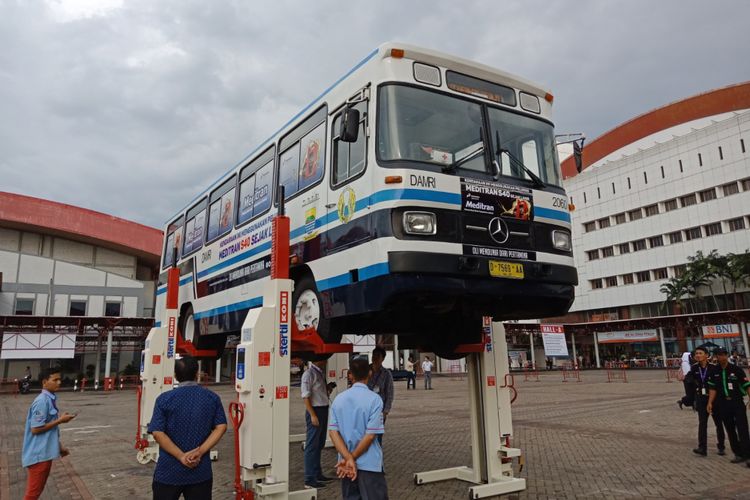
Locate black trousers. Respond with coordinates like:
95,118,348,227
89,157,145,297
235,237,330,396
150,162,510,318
696,395,724,451
153,478,212,500
680,379,695,407
341,470,389,500
718,399,750,458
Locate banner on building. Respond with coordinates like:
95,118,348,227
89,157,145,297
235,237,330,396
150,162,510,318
541,324,569,356
1,332,76,359
597,330,658,344
702,324,740,339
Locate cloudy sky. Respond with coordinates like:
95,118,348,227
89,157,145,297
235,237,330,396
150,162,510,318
1,0,749,228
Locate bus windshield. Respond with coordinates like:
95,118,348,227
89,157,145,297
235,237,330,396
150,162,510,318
377,84,561,186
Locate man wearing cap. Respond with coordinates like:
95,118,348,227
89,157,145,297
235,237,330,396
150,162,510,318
707,347,750,465
690,346,725,456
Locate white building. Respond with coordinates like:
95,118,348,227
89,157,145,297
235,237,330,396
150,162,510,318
557,82,750,360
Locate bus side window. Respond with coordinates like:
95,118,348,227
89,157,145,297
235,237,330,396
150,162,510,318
277,105,328,201
206,176,236,242
162,217,184,268
332,101,367,186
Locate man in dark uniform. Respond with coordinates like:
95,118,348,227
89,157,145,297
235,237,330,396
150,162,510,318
690,346,725,456
707,348,750,465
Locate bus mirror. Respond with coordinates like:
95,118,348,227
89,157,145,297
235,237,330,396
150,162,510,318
340,107,360,143
573,139,584,173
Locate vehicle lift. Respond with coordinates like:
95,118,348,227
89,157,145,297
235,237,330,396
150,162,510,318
136,188,525,498
414,318,526,498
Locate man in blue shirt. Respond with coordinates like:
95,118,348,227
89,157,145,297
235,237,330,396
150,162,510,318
22,367,76,500
329,356,389,500
148,356,227,499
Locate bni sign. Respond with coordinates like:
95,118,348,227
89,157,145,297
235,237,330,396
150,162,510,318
702,324,740,339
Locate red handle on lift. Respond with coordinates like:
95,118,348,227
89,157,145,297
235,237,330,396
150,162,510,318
134,385,148,450
229,401,253,500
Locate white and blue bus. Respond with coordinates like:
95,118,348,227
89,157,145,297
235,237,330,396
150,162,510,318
156,43,577,359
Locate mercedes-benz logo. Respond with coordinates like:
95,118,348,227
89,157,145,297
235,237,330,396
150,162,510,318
488,217,509,244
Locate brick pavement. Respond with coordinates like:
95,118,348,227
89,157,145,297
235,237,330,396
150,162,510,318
2,370,750,499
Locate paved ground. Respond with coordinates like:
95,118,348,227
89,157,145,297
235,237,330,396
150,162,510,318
2,369,749,500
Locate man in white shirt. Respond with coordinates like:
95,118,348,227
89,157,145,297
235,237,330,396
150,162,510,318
422,357,434,390
301,360,332,488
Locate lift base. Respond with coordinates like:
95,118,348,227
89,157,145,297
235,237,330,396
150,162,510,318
414,467,525,498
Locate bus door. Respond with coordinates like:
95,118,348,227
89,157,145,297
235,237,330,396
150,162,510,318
325,97,370,256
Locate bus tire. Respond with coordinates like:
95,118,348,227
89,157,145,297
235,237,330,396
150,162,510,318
292,274,336,343
178,305,225,360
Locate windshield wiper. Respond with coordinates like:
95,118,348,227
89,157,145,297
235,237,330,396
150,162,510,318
443,127,485,174
494,130,546,188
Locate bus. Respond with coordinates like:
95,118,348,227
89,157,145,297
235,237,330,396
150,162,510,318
155,43,578,359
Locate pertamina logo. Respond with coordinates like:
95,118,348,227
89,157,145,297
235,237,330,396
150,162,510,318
279,291,289,356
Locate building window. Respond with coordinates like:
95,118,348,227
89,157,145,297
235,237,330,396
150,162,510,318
719,146,723,160
15,298,34,315
587,249,600,261
598,217,611,229
704,222,722,236
723,182,739,196
668,231,683,244
606,276,618,287
644,204,659,217
698,153,703,166
597,187,601,199
628,209,643,221
679,159,683,172
742,138,746,154
622,273,634,285
743,179,750,191
649,235,664,248
69,300,87,317
728,218,746,231
664,199,678,212
602,246,615,258
584,221,596,233
699,188,717,202
660,165,665,178
673,264,687,278
105,302,122,317
614,213,626,224
583,192,587,203
653,268,669,280
632,239,647,252
685,227,702,240
636,271,651,283
627,177,631,189
680,194,697,207
643,171,648,184
611,182,616,194
590,279,603,290
618,243,631,254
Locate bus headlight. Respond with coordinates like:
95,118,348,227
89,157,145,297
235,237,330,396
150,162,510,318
551,230,571,251
403,211,436,235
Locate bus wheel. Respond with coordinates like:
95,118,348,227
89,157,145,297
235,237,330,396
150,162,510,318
292,275,333,342
180,306,197,343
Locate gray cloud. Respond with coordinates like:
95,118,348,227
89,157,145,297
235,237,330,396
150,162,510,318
1,0,748,228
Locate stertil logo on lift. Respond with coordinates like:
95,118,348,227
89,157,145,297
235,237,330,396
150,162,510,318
279,291,289,357
167,317,176,358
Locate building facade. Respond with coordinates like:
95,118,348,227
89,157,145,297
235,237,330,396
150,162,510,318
556,82,750,363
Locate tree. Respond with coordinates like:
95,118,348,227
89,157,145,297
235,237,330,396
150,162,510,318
686,250,720,311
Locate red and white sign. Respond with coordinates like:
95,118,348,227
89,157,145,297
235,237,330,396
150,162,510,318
258,352,271,366
275,386,289,399
703,324,740,339
164,376,173,385
597,330,658,344
540,324,564,334
540,324,568,356
487,376,496,387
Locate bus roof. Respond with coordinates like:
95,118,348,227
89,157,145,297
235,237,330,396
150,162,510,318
165,42,551,224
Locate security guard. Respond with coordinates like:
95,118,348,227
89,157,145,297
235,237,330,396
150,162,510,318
707,347,750,465
690,346,725,456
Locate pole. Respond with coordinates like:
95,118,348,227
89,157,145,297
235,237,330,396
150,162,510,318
94,333,102,385
394,334,400,369
529,332,536,368
659,327,668,367
571,332,577,368
593,332,601,368
741,322,750,361
104,329,114,379
215,358,221,383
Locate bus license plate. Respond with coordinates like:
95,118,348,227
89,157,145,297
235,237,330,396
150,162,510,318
489,260,524,279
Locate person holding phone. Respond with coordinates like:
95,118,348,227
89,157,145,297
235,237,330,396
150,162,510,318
22,367,76,500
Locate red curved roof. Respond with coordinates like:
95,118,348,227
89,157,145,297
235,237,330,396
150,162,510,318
0,192,162,266
562,81,750,179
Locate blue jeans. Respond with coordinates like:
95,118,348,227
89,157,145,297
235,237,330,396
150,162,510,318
304,406,329,483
